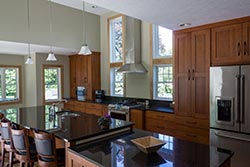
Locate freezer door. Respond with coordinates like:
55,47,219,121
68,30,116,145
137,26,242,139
210,129,250,167
241,65,250,133
210,66,240,131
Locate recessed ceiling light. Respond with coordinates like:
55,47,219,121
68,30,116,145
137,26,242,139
179,23,191,27
92,5,97,9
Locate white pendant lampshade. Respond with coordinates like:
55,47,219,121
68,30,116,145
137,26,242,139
79,44,92,55
46,52,57,61
25,56,33,64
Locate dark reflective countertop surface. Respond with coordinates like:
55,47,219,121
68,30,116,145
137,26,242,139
0,106,134,142
69,129,233,167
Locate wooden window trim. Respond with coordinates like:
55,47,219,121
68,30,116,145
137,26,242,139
42,64,64,105
0,65,22,105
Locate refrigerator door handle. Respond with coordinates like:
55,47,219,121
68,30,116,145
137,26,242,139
240,75,245,123
236,75,241,123
215,132,250,142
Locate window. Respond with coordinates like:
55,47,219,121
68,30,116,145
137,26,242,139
43,65,63,102
109,16,123,63
153,25,173,58
108,15,125,96
110,68,124,96
0,66,20,104
153,65,173,100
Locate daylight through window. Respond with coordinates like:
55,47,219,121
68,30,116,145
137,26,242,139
0,66,20,103
110,68,124,96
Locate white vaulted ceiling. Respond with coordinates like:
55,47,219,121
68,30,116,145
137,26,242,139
55,0,250,30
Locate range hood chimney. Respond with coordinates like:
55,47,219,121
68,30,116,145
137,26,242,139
117,16,147,73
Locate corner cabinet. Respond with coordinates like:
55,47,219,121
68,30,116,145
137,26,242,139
211,21,250,65
174,29,210,119
69,52,101,100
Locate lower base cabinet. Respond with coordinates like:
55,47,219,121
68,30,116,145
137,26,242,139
130,109,143,129
67,150,98,167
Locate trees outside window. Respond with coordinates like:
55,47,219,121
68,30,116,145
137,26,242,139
43,65,62,102
0,66,20,103
153,25,173,58
110,68,124,96
153,65,173,100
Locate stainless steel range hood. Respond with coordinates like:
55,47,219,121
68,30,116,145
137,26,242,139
117,16,147,74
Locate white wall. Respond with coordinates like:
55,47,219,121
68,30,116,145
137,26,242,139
0,0,100,51
100,12,151,98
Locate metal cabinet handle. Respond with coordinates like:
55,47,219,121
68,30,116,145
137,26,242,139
192,69,195,80
188,70,191,80
237,42,241,56
244,41,247,55
215,132,250,142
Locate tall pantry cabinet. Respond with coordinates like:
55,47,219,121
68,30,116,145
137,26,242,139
174,29,210,144
69,52,101,100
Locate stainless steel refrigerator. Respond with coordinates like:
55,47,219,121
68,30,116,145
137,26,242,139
210,65,250,167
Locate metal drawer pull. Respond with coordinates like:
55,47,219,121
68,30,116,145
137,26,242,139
244,41,247,55
238,42,241,56
215,132,250,142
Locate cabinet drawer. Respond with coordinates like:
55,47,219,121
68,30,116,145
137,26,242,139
146,110,175,122
67,151,98,167
64,104,74,111
175,115,209,129
66,100,75,106
86,103,102,110
74,101,86,112
174,124,209,145
145,118,175,136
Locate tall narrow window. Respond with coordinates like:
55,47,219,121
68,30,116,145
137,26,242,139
108,15,125,96
110,68,124,96
153,25,173,58
0,66,21,104
153,65,173,100
109,16,123,63
43,65,63,102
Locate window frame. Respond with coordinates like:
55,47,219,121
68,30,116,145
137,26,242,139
153,64,173,101
0,65,21,105
108,14,126,96
152,24,173,58
110,67,124,97
42,65,64,104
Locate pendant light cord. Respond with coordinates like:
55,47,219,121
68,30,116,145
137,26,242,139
49,0,53,53
27,0,31,57
82,0,86,45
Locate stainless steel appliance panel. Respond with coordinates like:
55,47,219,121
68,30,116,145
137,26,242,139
210,66,240,131
241,65,250,133
210,129,250,167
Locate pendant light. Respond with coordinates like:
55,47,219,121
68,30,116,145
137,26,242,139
78,0,92,55
25,0,33,64
46,0,57,61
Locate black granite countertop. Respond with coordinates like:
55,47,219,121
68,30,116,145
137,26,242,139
0,106,134,142
69,129,233,167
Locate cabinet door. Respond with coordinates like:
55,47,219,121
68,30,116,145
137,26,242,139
242,22,250,62
76,56,88,86
211,23,242,65
174,33,192,116
67,151,98,167
191,29,210,119
70,55,77,98
130,109,143,129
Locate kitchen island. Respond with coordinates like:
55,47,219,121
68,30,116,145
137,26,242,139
68,129,233,167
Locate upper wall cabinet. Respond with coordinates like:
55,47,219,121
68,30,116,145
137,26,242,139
211,21,250,66
69,52,101,100
174,29,210,119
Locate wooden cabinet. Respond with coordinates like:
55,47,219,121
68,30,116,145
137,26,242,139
64,101,75,111
145,110,175,136
174,29,210,120
69,52,101,100
74,101,86,113
130,109,143,129
67,150,98,167
85,102,102,116
212,21,250,65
